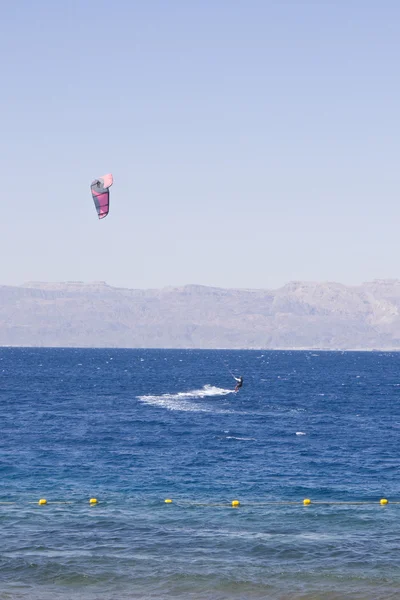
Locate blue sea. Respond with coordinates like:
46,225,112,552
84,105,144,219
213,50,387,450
1,348,400,599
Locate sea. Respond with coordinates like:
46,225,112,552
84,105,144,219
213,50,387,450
1,347,400,599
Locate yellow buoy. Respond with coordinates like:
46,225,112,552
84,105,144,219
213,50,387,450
89,498,98,504
164,498,172,503
303,498,311,505
231,500,240,507
380,498,388,505
38,498,47,505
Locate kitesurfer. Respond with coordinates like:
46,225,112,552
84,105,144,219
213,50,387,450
234,376,243,392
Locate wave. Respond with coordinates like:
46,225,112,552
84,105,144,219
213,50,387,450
225,436,257,441
137,385,234,412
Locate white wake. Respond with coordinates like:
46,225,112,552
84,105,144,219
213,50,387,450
137,384,234,412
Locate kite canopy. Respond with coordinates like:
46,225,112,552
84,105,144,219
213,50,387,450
91,173,113,219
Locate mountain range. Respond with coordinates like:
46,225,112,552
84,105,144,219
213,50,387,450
1,279,400,349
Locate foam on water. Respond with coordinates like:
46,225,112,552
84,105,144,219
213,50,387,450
225,436,257,441
137,384,234,412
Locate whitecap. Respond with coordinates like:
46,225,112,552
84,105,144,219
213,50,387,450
226,436,257,441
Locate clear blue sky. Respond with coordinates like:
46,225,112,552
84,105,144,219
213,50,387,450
1,0,400,290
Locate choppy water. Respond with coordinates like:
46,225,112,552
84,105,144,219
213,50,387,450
1,348,400,599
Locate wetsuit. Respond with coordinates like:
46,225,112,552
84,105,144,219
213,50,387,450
234,377,243,392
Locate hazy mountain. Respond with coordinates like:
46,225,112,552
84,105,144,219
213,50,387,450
1,279,400,349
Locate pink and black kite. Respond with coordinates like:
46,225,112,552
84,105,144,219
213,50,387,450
91,173,113,219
